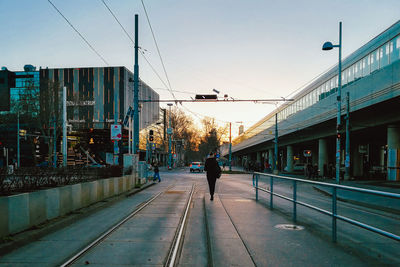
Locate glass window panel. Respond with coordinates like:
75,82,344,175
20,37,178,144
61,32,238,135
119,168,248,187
354,60,362,79
381,45,389,67
341,69,347,85
362,55,370,76
370,49,379,72
390,35,400,62
325,80,331,92
347,65,354,83
331,76,337,90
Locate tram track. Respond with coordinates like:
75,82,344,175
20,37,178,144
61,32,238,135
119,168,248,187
60,183,196,267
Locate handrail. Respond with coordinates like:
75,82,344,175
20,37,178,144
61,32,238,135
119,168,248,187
253,172,400,242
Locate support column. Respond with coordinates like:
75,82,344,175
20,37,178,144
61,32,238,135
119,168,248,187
286,145,293,172
387,125,400,181
256,152,261,163
268,149,273,166
318,138,328,177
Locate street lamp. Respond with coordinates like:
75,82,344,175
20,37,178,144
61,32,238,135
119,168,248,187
167,103,173,170
322,21,342,184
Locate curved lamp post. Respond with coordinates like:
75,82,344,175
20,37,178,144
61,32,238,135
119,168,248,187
322,22,342,184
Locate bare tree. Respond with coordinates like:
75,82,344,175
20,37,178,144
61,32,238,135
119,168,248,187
198,117,228,160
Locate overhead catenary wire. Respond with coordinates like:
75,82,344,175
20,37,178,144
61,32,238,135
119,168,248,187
47,0,109,66
141,0,175,100
100,0,171,93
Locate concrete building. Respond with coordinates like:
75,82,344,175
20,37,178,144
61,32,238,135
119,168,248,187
225,20,400,181
40,66,159,131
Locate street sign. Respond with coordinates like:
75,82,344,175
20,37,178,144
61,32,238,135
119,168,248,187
151,143,156,150
167,128,173,135
111,124,122,140
173,153,177,159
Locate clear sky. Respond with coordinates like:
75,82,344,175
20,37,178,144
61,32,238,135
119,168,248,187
1,0,399,138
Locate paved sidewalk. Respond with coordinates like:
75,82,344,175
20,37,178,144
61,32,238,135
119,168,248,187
204,194,370,266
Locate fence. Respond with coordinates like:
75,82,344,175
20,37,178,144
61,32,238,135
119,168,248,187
253,172,400,242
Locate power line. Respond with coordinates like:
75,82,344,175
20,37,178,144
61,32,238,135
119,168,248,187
100,0,171,94
100,0,135,44
141,0,176,100
47,0,109,66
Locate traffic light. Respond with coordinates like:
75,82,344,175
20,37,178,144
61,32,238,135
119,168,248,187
149,130,154,142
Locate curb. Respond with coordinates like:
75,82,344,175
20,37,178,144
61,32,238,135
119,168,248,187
312,186,400,215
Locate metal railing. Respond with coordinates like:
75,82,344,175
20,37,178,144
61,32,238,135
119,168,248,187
253,172,400,242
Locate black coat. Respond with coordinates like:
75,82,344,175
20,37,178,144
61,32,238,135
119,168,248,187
204,157,220,179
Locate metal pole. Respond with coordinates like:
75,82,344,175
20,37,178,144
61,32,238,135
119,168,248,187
53,117,57,168
133,14,140,154
293,180,297,223
332,187,337,242
128,117,131,154
336,21,342,184
344,92,350,179
168,106,172,169
17,111,20,168
229,122,232,171
6,148,8,172
62,86,67,167
255,174,258,201
270,177,274,209
274,113,278,173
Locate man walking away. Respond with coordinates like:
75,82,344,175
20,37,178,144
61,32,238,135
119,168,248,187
204,152,221,201
153,163,161,182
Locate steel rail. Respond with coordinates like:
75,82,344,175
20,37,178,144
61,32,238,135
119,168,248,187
166,184,195,267
60,185,174,267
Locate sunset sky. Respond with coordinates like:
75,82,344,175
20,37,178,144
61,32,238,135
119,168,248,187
1,0,399,138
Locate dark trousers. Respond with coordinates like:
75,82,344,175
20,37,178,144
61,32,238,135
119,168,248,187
207,176,217,197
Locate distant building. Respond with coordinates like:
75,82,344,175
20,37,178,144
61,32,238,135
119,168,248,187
40,66,159,131
0,64,40,114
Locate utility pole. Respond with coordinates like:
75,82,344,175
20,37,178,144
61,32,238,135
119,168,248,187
53,116,57,167
274,113,278,174
17,111,20,168
229,122,232,171
167,103,173,169
133,14,140,154
344,92,350,179
336,22,343,184
62,86,67,167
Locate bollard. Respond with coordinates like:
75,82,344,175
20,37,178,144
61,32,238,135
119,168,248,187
293,180,297,223
332,187,337,242
255,174,259,201
270,176,274,209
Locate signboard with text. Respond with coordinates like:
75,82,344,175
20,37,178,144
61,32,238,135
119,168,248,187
111,124,122,140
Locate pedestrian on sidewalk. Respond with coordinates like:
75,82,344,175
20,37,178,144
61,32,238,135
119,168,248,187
153,163,161,182
204,152,221,201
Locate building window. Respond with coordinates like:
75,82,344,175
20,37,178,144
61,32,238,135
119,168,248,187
347,65,354,83
370,49,379,73
381,44,389,67
362,55,370,77
390,35,400,62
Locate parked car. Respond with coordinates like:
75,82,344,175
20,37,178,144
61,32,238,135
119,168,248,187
190,162,204,172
